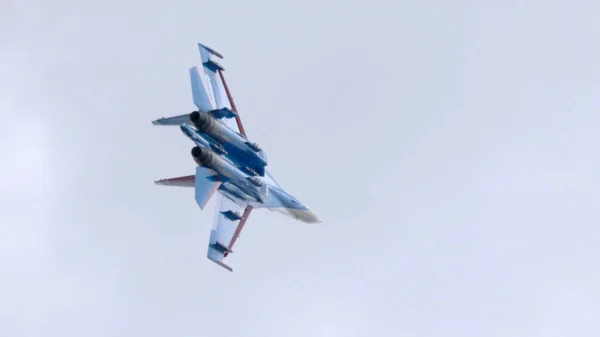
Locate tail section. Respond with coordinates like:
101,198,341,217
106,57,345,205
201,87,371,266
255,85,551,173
151,43,234,126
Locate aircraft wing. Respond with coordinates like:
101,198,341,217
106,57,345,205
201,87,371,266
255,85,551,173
154,171,252,271
197,43,255,271
206,194,252,272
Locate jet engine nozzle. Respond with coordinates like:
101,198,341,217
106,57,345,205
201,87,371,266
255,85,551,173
189,111,215,131
191,146,202,158
191,146,216,167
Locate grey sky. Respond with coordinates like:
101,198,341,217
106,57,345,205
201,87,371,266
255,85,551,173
1,0,599,336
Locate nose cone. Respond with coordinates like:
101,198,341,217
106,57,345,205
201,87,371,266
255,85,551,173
290,209,322,224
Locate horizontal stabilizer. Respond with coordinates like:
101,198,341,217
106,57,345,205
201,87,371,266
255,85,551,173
194,166,222,209
152,114,190,126
151,108,235,127
154,175,195,187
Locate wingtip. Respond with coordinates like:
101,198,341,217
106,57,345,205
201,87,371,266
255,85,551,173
198,42,224,59
209,258,233,272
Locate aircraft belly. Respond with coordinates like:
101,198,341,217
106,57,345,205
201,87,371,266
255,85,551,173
214,129,261,166
209,129,229,144
192,137,210,148
220,182,254,202
211,159,262,202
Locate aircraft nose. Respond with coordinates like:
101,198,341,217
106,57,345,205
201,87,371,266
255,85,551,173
293,209,322,224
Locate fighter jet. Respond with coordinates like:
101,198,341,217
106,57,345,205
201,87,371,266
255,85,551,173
153,43,320,272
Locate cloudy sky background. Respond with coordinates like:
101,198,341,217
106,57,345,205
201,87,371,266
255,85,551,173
1,0,599,336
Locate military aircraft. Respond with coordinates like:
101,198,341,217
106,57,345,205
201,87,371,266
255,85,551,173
152,43,320,271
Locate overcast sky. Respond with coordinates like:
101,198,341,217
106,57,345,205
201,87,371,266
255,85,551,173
1,0,599,336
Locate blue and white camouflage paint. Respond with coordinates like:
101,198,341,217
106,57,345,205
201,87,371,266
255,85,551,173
152,42,320,272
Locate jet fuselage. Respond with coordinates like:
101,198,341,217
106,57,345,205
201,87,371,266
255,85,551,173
187,113,267,175
190,145,320,223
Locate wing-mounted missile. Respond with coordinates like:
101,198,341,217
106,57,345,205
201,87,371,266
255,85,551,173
211,240,233,254
221,210,243,221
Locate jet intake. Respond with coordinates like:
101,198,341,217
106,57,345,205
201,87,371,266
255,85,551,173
191,146,216,167
189,111,216,132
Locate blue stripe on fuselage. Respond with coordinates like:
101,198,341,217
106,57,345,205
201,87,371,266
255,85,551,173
211,124,267,168
181,124,266,175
